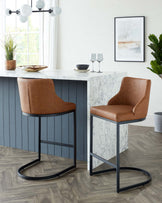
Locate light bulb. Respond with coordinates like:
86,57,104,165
19,15,28,23
20,4,32,17
36,0,45,10
54,7,62,15
50,7,61,16
6,9,11,16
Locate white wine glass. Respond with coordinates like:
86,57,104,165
97,53,103,73
90,53,96,72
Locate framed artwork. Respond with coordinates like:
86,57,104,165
114,16,145,62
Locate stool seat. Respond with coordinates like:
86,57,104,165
55,102,76,114
35,101,76,115
91,105,141,122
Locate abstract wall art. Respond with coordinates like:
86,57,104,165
114,16,145,62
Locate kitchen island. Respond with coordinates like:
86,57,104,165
0,69,127,168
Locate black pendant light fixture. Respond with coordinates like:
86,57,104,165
6,0,61,23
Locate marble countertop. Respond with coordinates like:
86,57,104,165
0,69,126,81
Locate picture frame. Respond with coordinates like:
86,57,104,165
114,16,145,62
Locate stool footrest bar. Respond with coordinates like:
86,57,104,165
90,152,117,169
41,140,74,148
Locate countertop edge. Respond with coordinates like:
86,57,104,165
0,70,127,81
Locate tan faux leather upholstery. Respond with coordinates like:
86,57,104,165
91,77,151,122
17,78,76,115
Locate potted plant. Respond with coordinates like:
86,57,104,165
147,34,162,132
4,35,17,70
147,34,162,77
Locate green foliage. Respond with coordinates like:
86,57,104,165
147,34,162,76
4,35,16,60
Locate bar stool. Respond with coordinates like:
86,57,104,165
90,77,152,193
17,78,76,180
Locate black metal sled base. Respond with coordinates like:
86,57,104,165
90,162,152,193
18,158,76,180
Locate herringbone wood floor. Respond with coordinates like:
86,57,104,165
0,125,162,203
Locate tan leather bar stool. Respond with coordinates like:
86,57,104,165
90,77,152,193
17,78,76,180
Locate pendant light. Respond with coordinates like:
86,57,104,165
6,0,61,23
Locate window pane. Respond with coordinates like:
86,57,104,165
28,33,39,53
28,54,39,65
15,33,28,53
16,0,28,8
16,54,39,66
6,0,16,10
5,0,41,66
28,12,40,31
6,16,17,32
16,54,28,66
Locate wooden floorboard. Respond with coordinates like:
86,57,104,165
0,125,162,203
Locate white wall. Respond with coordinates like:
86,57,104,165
57,0,162,118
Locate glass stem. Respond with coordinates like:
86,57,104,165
99,62,100,72
92,62,94,72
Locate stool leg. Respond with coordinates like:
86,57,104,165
17,111,77,180
90,115,93,175
88,115,151,192
38,116,41,161
74,110,77,167
116,123,120,193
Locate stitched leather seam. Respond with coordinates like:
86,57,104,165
27,83,32,114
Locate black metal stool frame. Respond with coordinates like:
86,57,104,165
18,110,76,181
90,114,152,193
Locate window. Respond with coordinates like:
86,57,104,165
0,0,58,70
5,0,42,66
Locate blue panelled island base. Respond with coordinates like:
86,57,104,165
0,77,87,161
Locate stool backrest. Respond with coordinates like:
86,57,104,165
119,77,150,106
17,78,63,115
108,77,151,117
